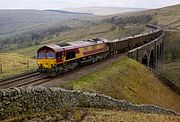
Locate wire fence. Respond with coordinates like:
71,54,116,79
0,60,36,75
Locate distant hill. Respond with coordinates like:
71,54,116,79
45,10,93,15
64,7,146,15
0,9,95,35
105,4,180,26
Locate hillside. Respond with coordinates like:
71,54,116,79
0,9,94,35
59,57,180,112
102,4,180,27
153,4,180,26
64,7,145,15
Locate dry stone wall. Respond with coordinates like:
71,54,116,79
0,86,178,120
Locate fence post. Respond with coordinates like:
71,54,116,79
14,61,16,69
27,60,30,69
0,64,2,74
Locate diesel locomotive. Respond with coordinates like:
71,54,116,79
37,38,109,76
36,27,163,76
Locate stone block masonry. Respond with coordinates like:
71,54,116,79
0,86,178,120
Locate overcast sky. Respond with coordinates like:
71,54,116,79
0,0,180,9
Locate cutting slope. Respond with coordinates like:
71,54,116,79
60,57,180,112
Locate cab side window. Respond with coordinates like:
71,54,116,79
66,51,75,60
56,52,62,58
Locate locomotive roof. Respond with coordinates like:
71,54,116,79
37,38,108,52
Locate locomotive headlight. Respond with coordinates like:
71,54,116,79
38,64,42,68
37,62,40,65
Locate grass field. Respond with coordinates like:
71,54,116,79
59,57,180,112
0,53,37,78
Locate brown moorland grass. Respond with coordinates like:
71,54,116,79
3,108,180,122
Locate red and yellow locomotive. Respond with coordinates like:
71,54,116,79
36,38,109,76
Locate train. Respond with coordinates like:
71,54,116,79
36,26,163,76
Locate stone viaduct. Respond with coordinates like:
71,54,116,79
128,29,164,68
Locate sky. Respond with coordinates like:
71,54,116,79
0,0,180,9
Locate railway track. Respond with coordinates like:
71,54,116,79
0,72,49,89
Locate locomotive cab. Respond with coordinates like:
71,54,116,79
37,45,64,70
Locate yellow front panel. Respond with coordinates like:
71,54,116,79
37,59,56,69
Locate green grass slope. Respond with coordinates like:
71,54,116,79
60,57,180,112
